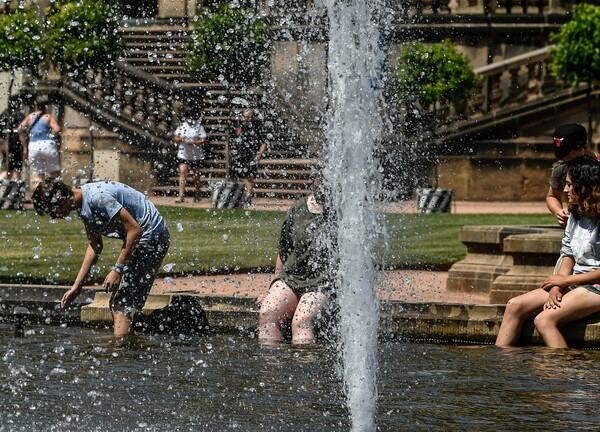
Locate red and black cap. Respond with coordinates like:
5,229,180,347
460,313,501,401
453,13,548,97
553,123,587,160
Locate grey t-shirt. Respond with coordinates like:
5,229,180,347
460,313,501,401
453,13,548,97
549,162,567,192
77,181,166,243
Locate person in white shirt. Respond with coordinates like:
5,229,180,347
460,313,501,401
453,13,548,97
173,108,207,203
496,156,600,348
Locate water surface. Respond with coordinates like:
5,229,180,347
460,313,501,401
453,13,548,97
2,325,600,431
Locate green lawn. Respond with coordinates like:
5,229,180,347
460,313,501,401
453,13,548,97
0,206,555,285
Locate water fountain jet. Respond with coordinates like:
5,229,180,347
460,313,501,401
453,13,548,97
320,1,386,430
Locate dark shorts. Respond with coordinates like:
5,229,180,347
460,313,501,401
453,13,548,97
7,142,23,172
110,230,170,311
271,277,335,299
179,158,204,169
575,284,600,296
228,157,257,180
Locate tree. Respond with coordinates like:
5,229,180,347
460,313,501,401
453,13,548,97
549,3,600,141
389,40,481,192
44,0,122,75
186,4,270,86
393,39,481,126
0,5,45,95
0,6,44,74
43,0,123,181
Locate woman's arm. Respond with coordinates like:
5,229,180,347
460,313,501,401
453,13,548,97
274,254,284,278
61,227,103,308
48,114,61,135
17,115,30,156
546,185,569,227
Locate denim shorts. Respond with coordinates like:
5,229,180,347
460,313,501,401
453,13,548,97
575,284,600,296
110,230,170,311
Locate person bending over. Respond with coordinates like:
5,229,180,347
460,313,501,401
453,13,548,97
32,178,170,337
496,156,600,348
258,179,337,344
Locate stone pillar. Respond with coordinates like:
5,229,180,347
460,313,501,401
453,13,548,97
490,229,563,304
446,225,553,295
158,0,198,18
92,137,155,193
61,106,155,192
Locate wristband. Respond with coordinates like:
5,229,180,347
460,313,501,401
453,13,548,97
111,262,126,275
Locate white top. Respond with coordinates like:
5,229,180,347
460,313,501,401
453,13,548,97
175,120,207,161
561,215,600,275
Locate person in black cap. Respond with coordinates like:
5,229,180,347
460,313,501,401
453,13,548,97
546,123,594,227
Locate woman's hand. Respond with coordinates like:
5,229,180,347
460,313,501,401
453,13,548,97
544,286,564,309
555,208,570,228
61,285,82,309
103,271,122,293
540,274,570,291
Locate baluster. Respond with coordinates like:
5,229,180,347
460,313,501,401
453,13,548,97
93,69,103,100
112,72,124,116
506,0,513,13
144,86,156,129
537,0,544,13
516,65,529,101
523,0,529,13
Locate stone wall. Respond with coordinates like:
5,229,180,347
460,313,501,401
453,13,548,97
60,106,154,192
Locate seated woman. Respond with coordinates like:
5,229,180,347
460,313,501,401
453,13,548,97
496,156,600,348
258,178,337,344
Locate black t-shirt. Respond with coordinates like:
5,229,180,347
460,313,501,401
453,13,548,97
230,120,264,163
275,197,337,296
0,109,23,152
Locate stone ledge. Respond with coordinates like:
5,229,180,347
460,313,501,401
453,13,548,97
3,285,600,347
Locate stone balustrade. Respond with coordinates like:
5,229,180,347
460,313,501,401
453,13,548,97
437,46,573,131
265,0,576,16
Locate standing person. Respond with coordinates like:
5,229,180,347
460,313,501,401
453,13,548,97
496,156,600,348
32,178,170,337
0,97,25,179
174,107,208,203
258,178,337,344
546,123,595,227
18,101,62,187
228,108,267,205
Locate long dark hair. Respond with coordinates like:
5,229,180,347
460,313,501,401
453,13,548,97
567,155,600,223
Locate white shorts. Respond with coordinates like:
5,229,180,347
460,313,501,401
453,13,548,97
28,140,60,175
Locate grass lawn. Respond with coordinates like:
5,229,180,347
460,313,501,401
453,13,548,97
0,206,555,285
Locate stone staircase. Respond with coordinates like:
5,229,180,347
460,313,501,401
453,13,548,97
121,26,192,84
119,25,318,199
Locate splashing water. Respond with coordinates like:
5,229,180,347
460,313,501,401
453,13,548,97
321,0,385,430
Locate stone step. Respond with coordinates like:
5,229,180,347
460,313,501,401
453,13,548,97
5,285,600,346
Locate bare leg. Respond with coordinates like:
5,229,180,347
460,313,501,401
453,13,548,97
31,174,44,189
291,292,329,344
191,166,202,201
178,163,189,201
534,287,600,348
112,306,133,337
258,281,299,343
495,288,549,347
240,177,254,203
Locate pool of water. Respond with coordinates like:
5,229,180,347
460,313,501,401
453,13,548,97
2,324,600,431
